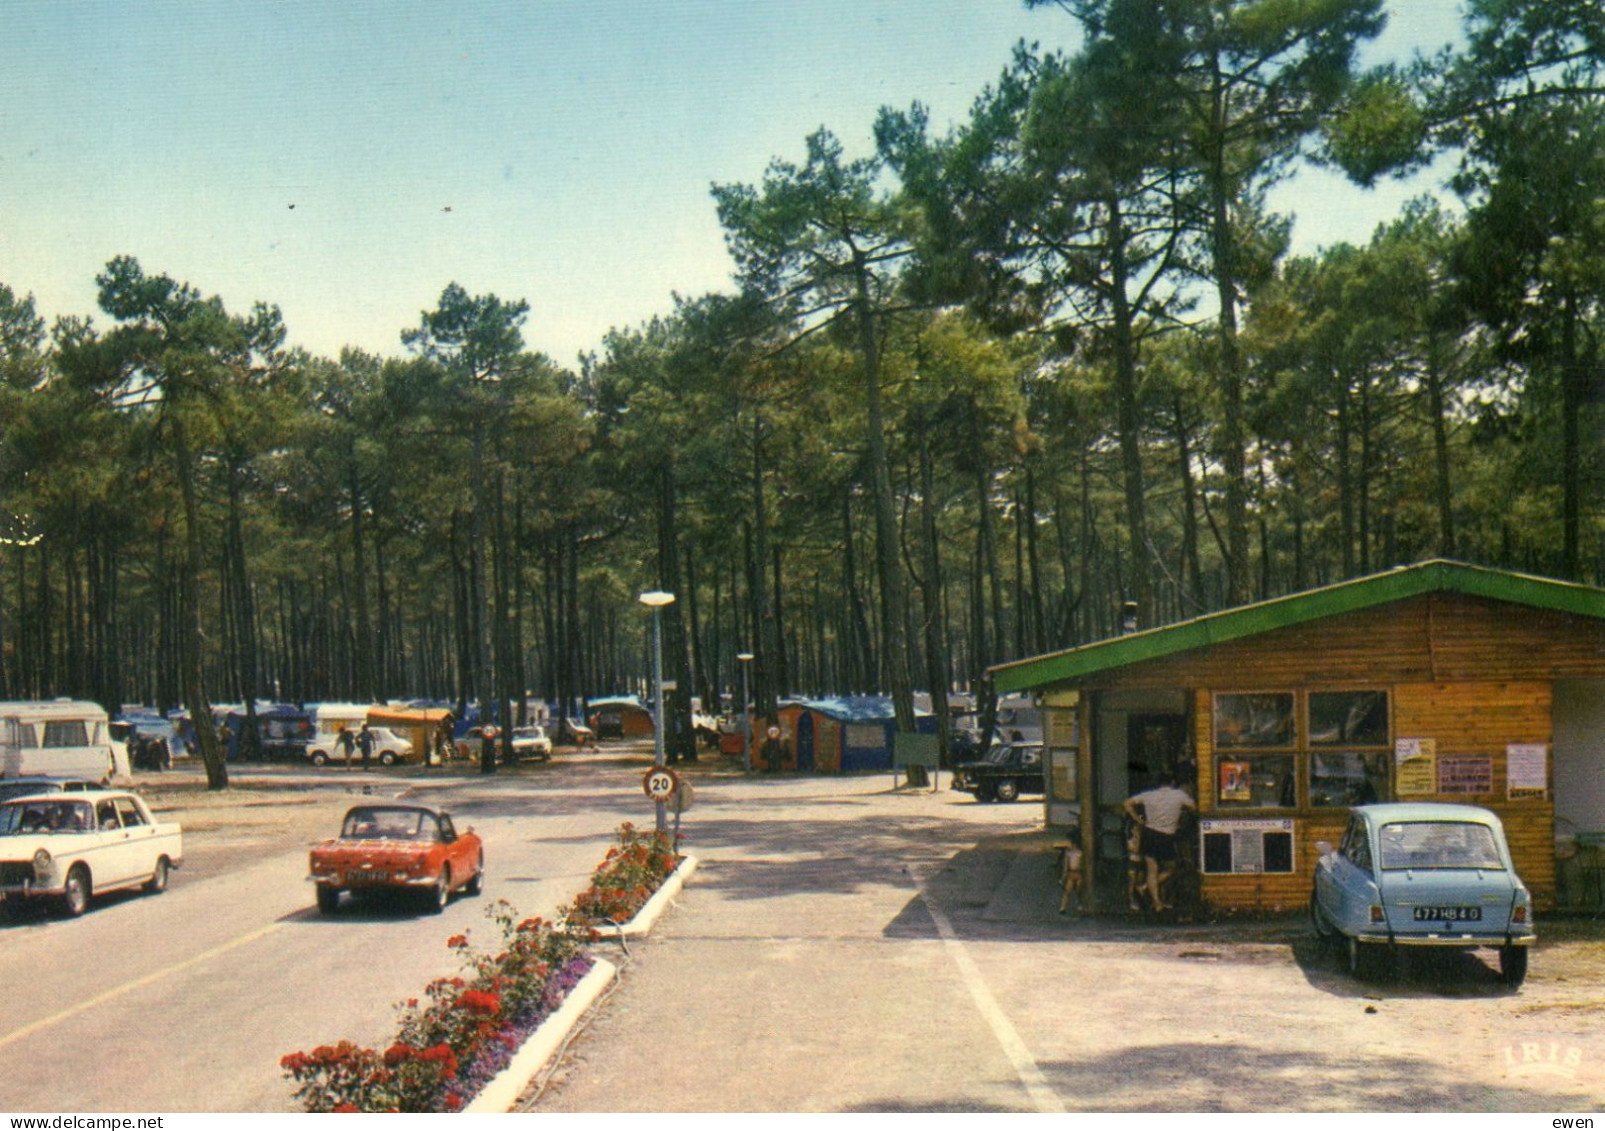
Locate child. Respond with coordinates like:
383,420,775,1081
1058,833,1084,915
1126,818,1148,912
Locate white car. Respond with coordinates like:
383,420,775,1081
0,790,183,917
511,726,552,761
306,727,413,767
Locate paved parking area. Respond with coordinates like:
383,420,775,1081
526,770,1605,1114
110,756,1605,1112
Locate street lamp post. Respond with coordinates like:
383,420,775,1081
736,652,754,773
639,590,675,835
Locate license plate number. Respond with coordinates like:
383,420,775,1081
1414,905,1480,921
350,871,390,883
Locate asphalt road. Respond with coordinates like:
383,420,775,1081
0,757,652,1113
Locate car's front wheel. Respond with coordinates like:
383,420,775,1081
995,780,1020,803
144,857,170,895
1499,945,1528,988
379,751,396,766
310,751,328,767
316,886,341,915
61,865,91,918
466,853,484,896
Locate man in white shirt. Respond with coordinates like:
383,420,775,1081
1123,773,1196,912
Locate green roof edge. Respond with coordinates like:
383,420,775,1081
990,559,1605,694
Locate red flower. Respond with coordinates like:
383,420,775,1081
455,989,502,1015
421,1043,459,1077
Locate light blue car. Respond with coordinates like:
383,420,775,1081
1310,802,1535,986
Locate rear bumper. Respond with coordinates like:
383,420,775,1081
309,874,438,888
1355,929,1536,947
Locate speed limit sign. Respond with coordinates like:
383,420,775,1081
643,767,679,802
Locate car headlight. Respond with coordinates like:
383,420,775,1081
32,848,54,883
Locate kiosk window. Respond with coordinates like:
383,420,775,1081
1215,753,1295,808
1214,693,1294,749
1310,751,1388,807
1309,691,1388,746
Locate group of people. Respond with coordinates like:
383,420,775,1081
129,731,172,771
334,722,377,769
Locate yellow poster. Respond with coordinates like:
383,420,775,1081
1396,737,1437,795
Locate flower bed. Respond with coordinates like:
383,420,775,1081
281,821,688,1113
565,821,683,930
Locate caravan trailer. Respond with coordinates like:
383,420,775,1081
0,700,130,783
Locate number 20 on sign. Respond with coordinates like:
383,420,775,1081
643,768,678,801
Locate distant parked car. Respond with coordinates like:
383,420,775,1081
305,726,413,767
511,726,552,762
557,718,595,748
307,803,483,915
0,790,182,917
951,742,1045,803
1310,802,1535,986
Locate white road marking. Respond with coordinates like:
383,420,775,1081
0,920,286,1051
914,882,1066,1114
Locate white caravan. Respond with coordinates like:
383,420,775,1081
0,700,130,783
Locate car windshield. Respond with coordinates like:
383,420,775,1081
0,798,95,835
342,808,433,841
983,745,1018,765
1378,821,1505,870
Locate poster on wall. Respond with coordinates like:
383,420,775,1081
1506,742,1548,797
1219,761,1252,802
1437,754,1493,795
1395,737,1437,795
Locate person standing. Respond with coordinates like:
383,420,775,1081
760,725,784,773
357,722,375,771
1122,772,1196,913
336,725,356,769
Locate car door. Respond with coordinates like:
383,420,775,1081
91,797,140,888
1317,815,1375,931
1334,816,1382,929
114,796,164,882
1019,746,1042,792
437,814,473,886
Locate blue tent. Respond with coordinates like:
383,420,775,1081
779,696,935,772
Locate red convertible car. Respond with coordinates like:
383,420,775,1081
308,803,484,915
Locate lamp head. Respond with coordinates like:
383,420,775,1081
638,590,675,608
737,652,754,662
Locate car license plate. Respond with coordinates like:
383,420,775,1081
1413,906,1480,921
350,871,390,883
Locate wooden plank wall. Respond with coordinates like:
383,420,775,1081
1139,595,1576,913
1192,680,1558,912
1394,681,1557,908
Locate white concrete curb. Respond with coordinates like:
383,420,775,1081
586,855,699,942
462,957,617,1114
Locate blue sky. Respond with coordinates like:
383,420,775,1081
2,1,1464,367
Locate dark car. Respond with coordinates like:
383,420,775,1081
951,742,1045,803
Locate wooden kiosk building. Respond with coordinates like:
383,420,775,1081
989,561,1605,914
